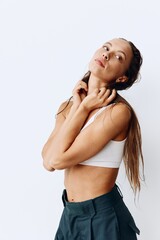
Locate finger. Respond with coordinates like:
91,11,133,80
98,87,108,97
72,85,82,94
75,80,87,89
105,89,117,103
75,83,87,94
80,81,88,92
75,80,82,87
102,88,111,99
73,81,87,94
93,88,99,95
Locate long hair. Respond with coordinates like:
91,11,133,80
57,39,145,194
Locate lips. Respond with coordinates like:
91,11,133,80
95,58,105,68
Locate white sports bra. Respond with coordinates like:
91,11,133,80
79,105,126,168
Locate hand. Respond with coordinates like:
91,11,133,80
81,87,116,112
72,80,88,107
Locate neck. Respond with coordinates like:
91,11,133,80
87,74,109,95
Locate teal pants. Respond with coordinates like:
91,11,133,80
54,185,140,240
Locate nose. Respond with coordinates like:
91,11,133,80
102,52,109,61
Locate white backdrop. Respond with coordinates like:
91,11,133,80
0,0,159,239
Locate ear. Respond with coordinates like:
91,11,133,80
116,75,128,83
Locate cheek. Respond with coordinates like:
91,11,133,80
88,50,102,69
110,61,125,77
91,49,101,59
88,56,96,70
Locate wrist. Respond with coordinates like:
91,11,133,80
71,102,80,112
79,103,90,114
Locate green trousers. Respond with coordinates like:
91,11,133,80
54,185,140,240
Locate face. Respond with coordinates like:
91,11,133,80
89,38,133,84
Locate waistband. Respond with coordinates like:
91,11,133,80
62,184,123,216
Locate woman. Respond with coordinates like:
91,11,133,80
42,38,144,240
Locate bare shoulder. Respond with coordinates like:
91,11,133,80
108,102,131,126
112,102,131,118
98,102,131,139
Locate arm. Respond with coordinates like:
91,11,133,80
42,101,71,171
42,80,88,171
44,103,131,170
42,103,89,170
42,84,119,170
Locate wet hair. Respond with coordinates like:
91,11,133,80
57,38,144,194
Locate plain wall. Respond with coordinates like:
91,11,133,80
0,0,159,239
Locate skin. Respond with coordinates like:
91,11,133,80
42,38,133,202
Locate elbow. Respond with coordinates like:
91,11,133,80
43,161,54,172
41,150,55,172
42,150,66,170
50,159,67,170
49,154,71,170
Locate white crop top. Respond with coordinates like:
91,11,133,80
79,106,126,168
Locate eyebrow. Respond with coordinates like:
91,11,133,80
105,42,127,60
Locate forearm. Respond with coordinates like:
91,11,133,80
58,104,89,149
43,103,89,167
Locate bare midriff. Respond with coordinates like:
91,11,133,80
64,164,119,202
